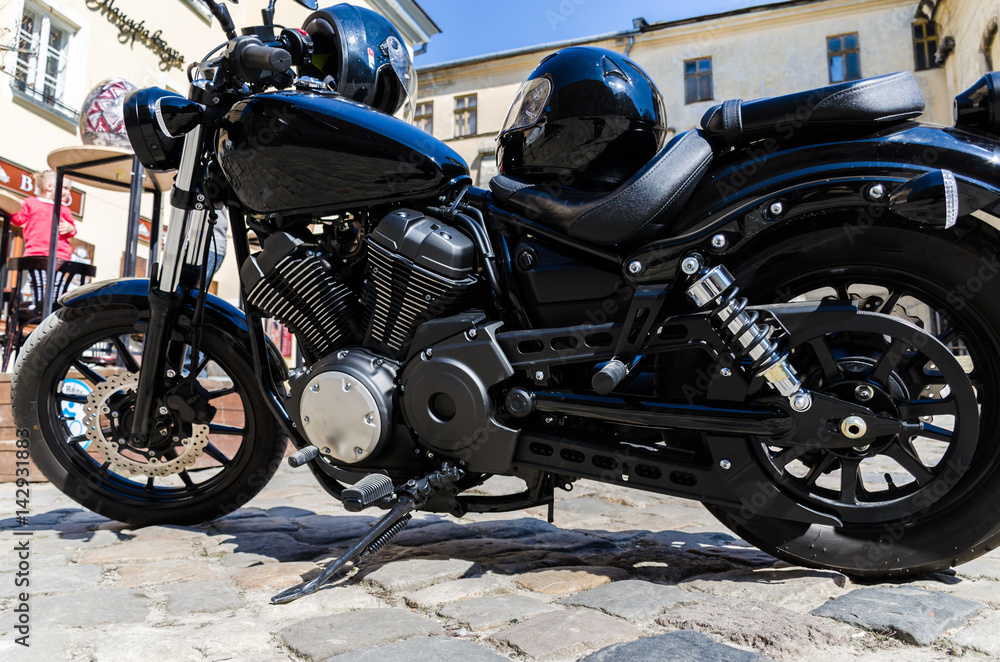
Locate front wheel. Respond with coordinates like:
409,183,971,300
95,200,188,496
692,218,1000,576
12,303,286,526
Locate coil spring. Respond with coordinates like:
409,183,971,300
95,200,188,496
362,513,412,558
712,283,785,375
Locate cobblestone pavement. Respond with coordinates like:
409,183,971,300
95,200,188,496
3,463,1000,661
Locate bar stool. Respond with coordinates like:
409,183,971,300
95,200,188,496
1,257,96,370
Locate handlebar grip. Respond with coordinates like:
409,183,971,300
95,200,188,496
239,44,292,73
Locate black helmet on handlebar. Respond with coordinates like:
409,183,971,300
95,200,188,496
302,4,417,121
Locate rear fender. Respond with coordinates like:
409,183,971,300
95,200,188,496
626,123,1000,283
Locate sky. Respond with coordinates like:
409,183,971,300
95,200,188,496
415,0,793,66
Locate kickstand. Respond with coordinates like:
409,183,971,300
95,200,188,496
271,495,416,604
271,463,463,604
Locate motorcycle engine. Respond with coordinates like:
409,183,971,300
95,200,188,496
240,209,494,467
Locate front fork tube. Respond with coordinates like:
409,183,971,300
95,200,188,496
227,207,313,451
129,128,210,441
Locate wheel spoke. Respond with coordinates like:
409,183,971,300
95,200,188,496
803,453,836,487
189,354,210,378
898,397,958,420
808,337,843,383
834,283,851,300
57,393,89,405
204,442,232,466
145,476,155,491
207,386,237,400
112,336,140,373
869,338,909,385
209,424,244,436
839,458,862,504
72,360,106,385
772,446,811,469
883,442,934,486
937,328,959,346
879,289,903,314
917,423,953,442
179,471,195,489
65,433,88,445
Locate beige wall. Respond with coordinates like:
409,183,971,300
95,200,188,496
935,0,1000,94
416,0,959,181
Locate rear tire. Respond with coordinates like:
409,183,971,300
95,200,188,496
12,304,286,527
688,217,1000,576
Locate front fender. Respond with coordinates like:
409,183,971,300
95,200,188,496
61,277,288,380
628,123,1000,282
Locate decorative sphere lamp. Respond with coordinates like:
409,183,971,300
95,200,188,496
78,78,138,148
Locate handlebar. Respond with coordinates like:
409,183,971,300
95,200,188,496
239,43,292,73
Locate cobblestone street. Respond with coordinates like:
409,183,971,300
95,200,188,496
3,463,1000,661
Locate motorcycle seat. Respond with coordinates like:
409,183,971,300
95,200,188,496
700,71,925,148
489,129,714,246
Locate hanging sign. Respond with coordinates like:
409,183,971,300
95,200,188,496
85,0,186,71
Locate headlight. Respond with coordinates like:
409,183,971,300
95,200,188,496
123,88,204,171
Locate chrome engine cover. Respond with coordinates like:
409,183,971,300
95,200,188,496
292,349,397,465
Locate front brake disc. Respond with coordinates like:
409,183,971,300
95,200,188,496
82,371,209,477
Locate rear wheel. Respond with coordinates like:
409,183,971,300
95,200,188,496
687,219,1000,576
12,304,286,526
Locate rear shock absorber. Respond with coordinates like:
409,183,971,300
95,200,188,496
684,260,806,404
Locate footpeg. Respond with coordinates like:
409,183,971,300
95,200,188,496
271,463,464,604
342,473,394,512
592,356,641,395
287,446,320,468
592,358,627,394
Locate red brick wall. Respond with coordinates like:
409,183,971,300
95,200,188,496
0,374,44,482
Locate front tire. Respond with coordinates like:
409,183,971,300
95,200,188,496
693,217,1000,576
12,303,286,527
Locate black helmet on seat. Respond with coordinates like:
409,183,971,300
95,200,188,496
497,46,667,192
302,4,417,120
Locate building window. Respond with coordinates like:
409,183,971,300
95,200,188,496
684,58,713,104
913,21,940,70
415,101,433,134
12,3,77,118
828,33,861,83
454,94,477,138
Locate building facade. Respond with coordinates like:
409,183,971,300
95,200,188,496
415,0,1000,187
925,0,1000,93
0,0,436,303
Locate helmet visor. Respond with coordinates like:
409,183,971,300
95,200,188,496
500,77,552,135
383,34,417,122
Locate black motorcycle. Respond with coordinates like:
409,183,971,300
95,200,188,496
14,0,1000,603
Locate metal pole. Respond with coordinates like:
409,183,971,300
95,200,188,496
43,168,65,318
123,155,144,277
148,189,162,277
0,211,11,299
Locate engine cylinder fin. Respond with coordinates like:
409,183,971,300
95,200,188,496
242,233,364,359
364,241,476,358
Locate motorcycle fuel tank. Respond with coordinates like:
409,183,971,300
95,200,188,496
217,90,469,217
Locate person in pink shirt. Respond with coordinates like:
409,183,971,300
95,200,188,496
11,170,77,261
